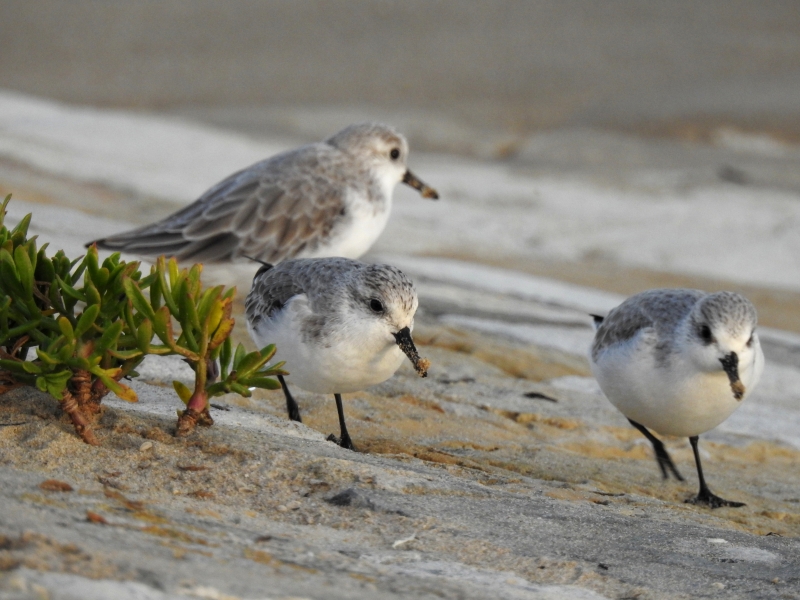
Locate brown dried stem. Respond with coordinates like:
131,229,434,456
71,369,102,419
0,373,24,395
60,389,99,446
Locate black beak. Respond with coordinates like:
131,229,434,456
393,326,429,377
719,352,745,400
402,169,439,199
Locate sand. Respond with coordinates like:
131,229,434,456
1,93,799,599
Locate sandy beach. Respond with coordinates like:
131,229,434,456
1,4,800,598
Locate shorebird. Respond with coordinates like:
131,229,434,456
90,122,438,263
245,257,430,450
590,289,764,507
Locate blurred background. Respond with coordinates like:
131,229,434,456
1,1,799,328
4,1,800,150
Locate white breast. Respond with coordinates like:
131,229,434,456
590,331,763,437
301,186,393,261
249,294,405,394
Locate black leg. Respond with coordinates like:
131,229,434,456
684,436,745,508
278,375,302,422
326,393,356,451
628,419,684,481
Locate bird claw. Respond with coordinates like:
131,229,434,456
326,433,357,452
685,490,745,509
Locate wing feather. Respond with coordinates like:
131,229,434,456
90,143,350,263
591,289,705,360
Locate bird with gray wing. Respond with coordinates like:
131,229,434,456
590,289,764,508
245,257,429,451
89,122,438,263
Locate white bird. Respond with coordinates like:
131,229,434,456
245,257,429,450
590,289,764,508
89,122,438,263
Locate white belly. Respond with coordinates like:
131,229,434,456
591,338,762,437
303,192,392,260
248,295,405,394
287,337,405,394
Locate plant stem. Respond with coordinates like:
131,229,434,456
60,389,99,445
72,369,102,419
175,358,214,436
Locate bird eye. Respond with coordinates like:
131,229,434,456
390,148,400,160
369,298,384,313
699,325,713,343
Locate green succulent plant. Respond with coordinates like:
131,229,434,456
0,195,284,444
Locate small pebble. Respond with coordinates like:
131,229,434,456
712,582,725,590
276,505,288,513
286,500,301,511
139,441,153,452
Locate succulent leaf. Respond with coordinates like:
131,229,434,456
14,245,34,299
219,337,232,380
240,376,281,390
96,320,123,354
172,380,193,405
233,345,276,377
229,382,252,396
156,257,180,315
75,305,100,338
136,319,153,353
57,316,75,341
151,305,172,345
22,360,42,374
208,317,234,351
232,343,247,370
56,275,86,303
0,195,282,443
90,366,137,402
122,278,155,320
10,213,32,244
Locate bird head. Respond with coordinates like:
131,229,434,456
686,292,760,401
326,122,438,200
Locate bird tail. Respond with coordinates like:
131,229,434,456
242,255,274,276
590,314,605,330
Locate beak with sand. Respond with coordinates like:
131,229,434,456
403,170,440,200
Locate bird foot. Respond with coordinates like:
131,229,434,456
653,446,684,481
326,433,357,452
685,489,745,509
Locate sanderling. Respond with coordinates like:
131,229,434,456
90,122,438,263
590,289,764,508
245,257,430,450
